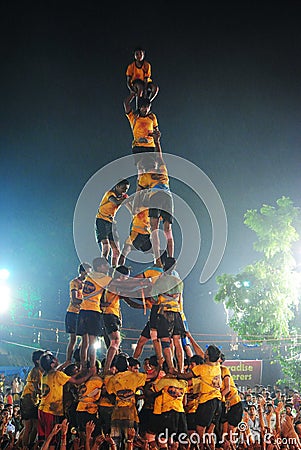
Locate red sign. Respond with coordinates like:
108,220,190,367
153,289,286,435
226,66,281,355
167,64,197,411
223,360,262,387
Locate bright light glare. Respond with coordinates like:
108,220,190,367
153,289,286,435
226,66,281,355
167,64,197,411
0,285,11,313
0,269,10,281
94,339,102,350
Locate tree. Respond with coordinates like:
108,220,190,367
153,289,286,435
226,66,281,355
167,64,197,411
214,197,301,387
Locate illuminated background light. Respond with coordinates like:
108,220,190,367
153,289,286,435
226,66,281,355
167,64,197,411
0,285,11,313
0,269,10,281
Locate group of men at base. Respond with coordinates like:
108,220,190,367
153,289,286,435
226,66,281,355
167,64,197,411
5,348,301,450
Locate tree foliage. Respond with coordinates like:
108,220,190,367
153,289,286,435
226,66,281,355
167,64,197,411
214,197,301,387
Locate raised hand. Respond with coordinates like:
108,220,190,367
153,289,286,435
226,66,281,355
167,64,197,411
86,420,95,439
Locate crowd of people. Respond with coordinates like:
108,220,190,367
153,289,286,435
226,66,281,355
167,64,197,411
1,353,301,450
1,48,300,450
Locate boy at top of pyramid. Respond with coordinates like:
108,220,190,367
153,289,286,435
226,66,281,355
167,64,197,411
126,47,159,110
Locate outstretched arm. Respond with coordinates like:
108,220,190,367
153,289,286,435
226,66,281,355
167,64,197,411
122,297,145,309
123,93,136,114
123,296,155,309
126,75,136,94
185,331,205,359
150,129,164,164
108,194,129,207
257,395,266,440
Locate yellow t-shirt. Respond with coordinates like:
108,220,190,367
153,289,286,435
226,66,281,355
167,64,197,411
152,274,183,313
153,376,188,414
81,272,112,313
220,365,241,407
98,375,116,407
96,190,120,222
185,377,202,414
144,267,163,279
106,371,147,408
131,209,150,235
21,366,42,405
126,60,152,83
135,267,163,312
101,290,121,318
138,163,169,189
76,376,103,414
192,363,222,404
126,111,158,148
39,371,71,416
67,277,83,314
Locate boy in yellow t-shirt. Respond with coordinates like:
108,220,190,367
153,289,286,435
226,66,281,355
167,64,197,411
126,47,159,110
219,355,243,445
118,208,152,266
106,355,148,448
123,92,159,169
95,179,130,267
135,131,174,266
20,349,45,449
77,257,112,370
97,369,116,436
65,262,91,363
102,266,130,373
185,355,204,435
38,353,94,449
76,360,103,439
152,374,188,445
178,344,223,449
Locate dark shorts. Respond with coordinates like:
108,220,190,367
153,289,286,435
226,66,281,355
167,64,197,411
76,310,105,337
138,408,157,435
132,145,155,155
195,398,222,428
181,319,191,347
98,406,114,434
76,411,100,435
186,412,196,432
20,395,38,420
155,411,188,439
221,401,243,427
139,307,159,339
65,311,79,334
103,313,121,334
149,304,159,329
156,311,186,339
132,232,152,252
95,218,119,243
148,190,174,224
140,321,151,339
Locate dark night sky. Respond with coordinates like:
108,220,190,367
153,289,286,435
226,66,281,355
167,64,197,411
1,2,301,340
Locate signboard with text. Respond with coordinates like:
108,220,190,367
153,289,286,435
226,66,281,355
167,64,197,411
223,360,262,388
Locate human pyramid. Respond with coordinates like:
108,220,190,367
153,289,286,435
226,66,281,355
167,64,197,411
22,48,247,450
77,45,189,375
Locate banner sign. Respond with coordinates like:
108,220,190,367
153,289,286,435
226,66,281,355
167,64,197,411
223,360,262,387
